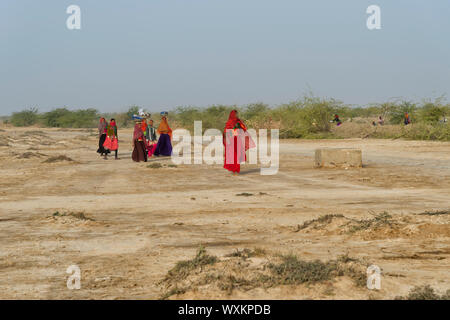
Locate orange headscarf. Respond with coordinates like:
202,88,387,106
157,116,172,139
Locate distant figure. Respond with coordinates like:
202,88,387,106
132,121,147,162
332,114,342,126
223,110,255,175
153,116,173,157
97,117,110,157
377,116,384,125
404,112,411,125
103,118,119,160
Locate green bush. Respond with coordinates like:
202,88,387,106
173,105,235,133
269,96,344,138
41,108,71,127
11,108,39,126
389,101,416,124
420,103,445,123
41,108,98,128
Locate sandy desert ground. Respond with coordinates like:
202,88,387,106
0,127,449,299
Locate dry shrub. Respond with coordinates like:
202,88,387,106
159,247,367,299
396,285,450,300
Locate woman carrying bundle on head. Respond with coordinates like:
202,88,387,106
132,121,148,162
223,110,255,175
153,115,172,157
103,118,119,160
97,117,110,157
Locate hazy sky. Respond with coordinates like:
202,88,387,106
1,0,449,115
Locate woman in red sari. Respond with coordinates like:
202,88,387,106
132,121,147,162
223,110,254,175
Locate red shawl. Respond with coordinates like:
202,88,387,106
133,123,144,141
225,110,247,131
223,110,254,151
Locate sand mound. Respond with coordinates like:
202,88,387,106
159,247,368,299
46,211,96,227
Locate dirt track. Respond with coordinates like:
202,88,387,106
0,127,449,299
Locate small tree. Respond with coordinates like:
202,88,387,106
41,108,71,127
11,107,39,126
389,101,416,124
420,103,445,123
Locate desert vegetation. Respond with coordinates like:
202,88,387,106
3,96,449,141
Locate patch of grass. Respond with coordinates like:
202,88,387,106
236,192,253,197
43,155,74,163
225,248,267,259
295,214,344,232
167,164,178,168
337,253,360,264
52,211,94,221
21,130,48,137
166,246,218,280
396,285,450,300
17,152,47,159
216,275,255,294
147,162,163,169
418,209,450,216
267,254,366,288
346,211,396,233
159,286,186,300
267,254,339,285
160,249,368,298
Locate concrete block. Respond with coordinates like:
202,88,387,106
315,148,362,168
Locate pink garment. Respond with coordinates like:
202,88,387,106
147,143,157,157
103,136,118,151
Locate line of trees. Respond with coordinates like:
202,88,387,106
5,97,449,140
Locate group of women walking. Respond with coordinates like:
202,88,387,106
97,118,119,159
131,115,173,162
96,110,254,175
97,115,173,162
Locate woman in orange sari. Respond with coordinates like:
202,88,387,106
223,110,254,175
153,116,173,156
